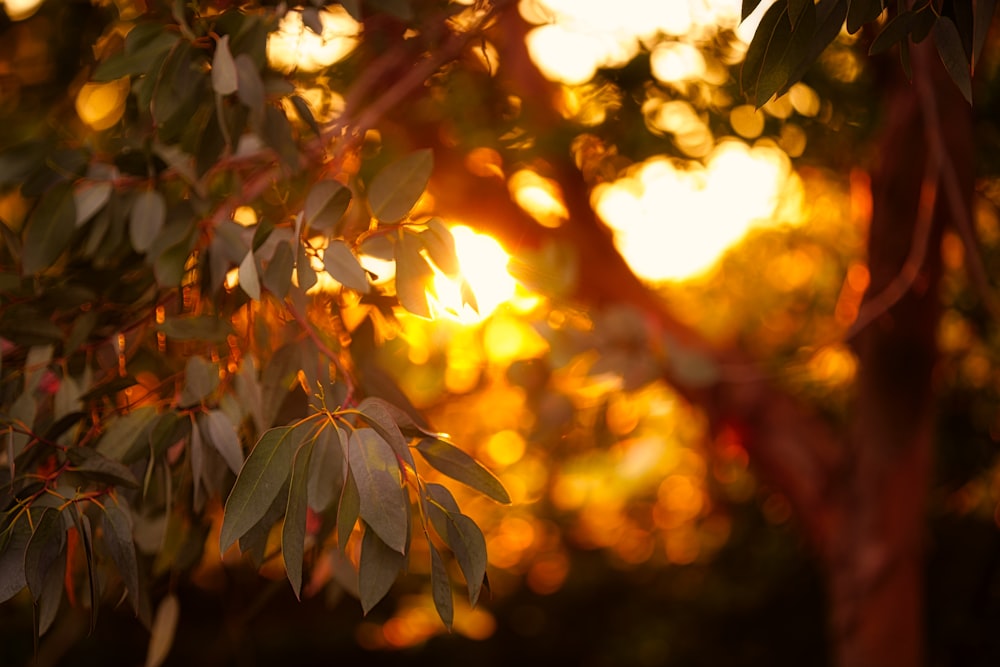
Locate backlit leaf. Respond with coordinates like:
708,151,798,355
367,149,433,223
348,428,407,554
934,16,973,103
357,396,417,470
198,410,244,474
145,594,179,667
220,424,310,552
416,438,510,504
290,95,321,137
305,180,352,233
419,218,461,277
23,182,75,274
358,523,406,614
429,542,453,629
395,233,434,318
179,356,219,408
442,510,487,605
212,35,239,95
263,240,294,299
283,439,314,599
742,0,764,20
324,240,370,293
296,241,318,293
239,249,261,300
338,465,361,550
102,495,141,614
308,424,346,512
24,508,65,603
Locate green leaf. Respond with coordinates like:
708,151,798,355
129,189,166,253
419,218,461,277
102,495,141,614
283,439,314,599
235,54,265,130
338,466,360,550
0,516,30,603
239,249,261,300
212,35,239,95
24,508,65,603
93,23,179,82
73,511,99,632
145,594,179,667
307,424,345,512
36,542,65,636
74,182,112,227
305,180,352,233
66,447,140,488
296,241,318,293
348,428,407,554
934,16,973,103
198,410,244,474
220,424,309,552
179,356,220,408
96,406,159,464
356,397,418,470
416,438,510,504
870,9,913,54
263,240,295,299
358,522,406,614
323,240,371,293
23,182,76,274
261,106,299,170
395,232,434,318
367,149,433,223
428,542,454,629
441,510,486,605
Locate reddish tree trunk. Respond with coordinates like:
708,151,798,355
824,43,973,667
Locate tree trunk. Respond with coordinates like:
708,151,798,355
827,42,974,667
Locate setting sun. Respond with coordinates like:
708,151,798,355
431,225,518,322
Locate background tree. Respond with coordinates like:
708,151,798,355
1,1,999,666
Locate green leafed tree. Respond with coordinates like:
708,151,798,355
1,1,999,666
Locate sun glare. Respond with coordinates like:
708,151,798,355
594,141,799,281
267,6,360,74
432,225,517,322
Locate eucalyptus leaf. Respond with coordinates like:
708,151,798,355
415,438,510,504
324,240,370,293
429,542,454,629
395,233,434,318
23,182,76,274
934,16,973,103
129,190,167,253
283,439,314,599
305,180,352,233
348,428,407,554
24,508,65,603
198,410,244,474
102,495,141,614
212,35,239,95
367,149,433,224
358,523,406,614
179,356,220,408
239,249,261,300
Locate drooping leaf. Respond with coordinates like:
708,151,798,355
0,516,30,603
419,218,461,277
198,410,244,474
869,9,913,54
357,396,417,470
179,356,220,408
282,439,314,599
358,522,406,614
261,105,299,169
92,23,178,82
305,180,352,233
367,149,433,223
238,249,261,300
428,542,454,629
23,182,76,274
102,495,141,614
212,34,239,95
934,16,973,103
220,424,310,553
145,594,179,667
66,447,140,488
238,479,289,568
788,0,811,27
307,424,346,512
347,428,408,554
296,240,318,293
235,54,265,130
75,511,99,632
441,510,487,605
96,405,159,464
74,182,112,227
129,189,166,253
395,232,434,318
415,438,510,504
36,544,65,636
324,240,371,293
263,240,295,299
742,0,764,20
338,466,360,550
24,508,65,603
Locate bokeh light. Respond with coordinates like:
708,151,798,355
267,6,360,74
75,77,129,131
2,0,43,21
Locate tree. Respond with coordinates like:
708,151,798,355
0,1,997,666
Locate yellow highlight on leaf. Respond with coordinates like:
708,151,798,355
76,77,129,131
